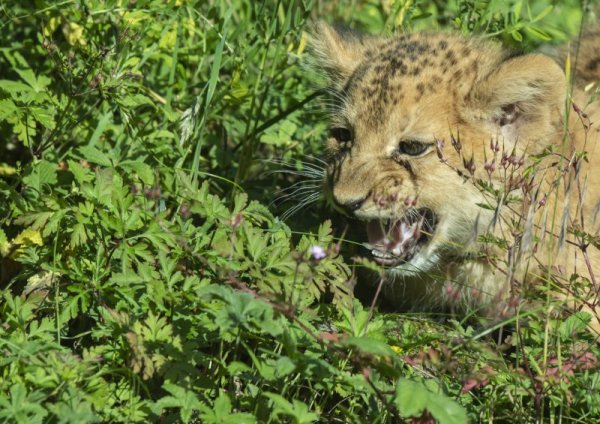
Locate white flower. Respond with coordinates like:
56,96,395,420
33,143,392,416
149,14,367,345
309,245,326,260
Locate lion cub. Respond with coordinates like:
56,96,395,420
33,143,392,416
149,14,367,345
311,22,600,331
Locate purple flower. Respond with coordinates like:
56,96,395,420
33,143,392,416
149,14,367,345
309,245,326,260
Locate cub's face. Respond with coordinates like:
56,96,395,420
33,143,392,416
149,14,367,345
312,23,566,276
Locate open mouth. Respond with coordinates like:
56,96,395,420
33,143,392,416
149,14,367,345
365,208,438,266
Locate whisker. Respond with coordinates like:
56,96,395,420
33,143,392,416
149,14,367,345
281,193,322,220
265,169,324,179
275,180,322,193
263,158,326,174
270,186,322,206
264,157,326,171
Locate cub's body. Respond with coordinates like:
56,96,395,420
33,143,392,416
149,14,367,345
312,23,600,326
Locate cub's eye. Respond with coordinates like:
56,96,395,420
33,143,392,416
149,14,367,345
329,127,352,143
397,140,430,156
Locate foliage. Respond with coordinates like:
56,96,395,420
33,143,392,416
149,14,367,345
0,0,599,423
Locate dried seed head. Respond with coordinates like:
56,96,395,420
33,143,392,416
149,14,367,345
462,156,475,175
484,160,496,175
42,39,55,51
179,203,191,219
451,134,461,152
231,213,244,229
435,138,446,161
89,73,102,89
508,296,520,309
489,139,500,153
573,102,589,119
508,175,523,191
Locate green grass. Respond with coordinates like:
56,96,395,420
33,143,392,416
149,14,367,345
0,0,599,423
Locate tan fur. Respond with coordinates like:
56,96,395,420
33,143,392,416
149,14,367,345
311,22,600,332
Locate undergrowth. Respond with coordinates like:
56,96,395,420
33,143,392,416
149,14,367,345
0,0,599,423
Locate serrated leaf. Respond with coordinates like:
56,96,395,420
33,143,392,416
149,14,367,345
118,93,154,108
67,159,94,185
119,160,155,185
395,378,468,424
94,168,115,206
23,160,57,192
0,80,32,93
264,393,318,424
79,145,112,167
559,311,591,338
0,98,17,121
156,383,204,423
29,106,55,130
10,112,36,145
70,221,88,248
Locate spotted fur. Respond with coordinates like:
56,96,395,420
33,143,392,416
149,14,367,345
311,21,600,330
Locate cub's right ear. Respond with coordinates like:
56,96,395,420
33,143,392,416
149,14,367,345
310,21,369,88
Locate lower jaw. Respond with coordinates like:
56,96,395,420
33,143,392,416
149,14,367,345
370,244,423,267
372,256,405,266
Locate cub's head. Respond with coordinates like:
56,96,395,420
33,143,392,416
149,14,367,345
311,22,566,277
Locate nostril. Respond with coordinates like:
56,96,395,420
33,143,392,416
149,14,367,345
335,195,368,214
344,199,364,212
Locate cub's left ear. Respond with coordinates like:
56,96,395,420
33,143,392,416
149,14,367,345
465,54,566,143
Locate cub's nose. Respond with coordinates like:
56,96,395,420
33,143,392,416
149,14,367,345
333,195,368,215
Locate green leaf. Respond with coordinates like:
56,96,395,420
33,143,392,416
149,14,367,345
265,393,318,424
198,392,256,424
70,220,88,248
119,160,155,185
79,145,113,167
0,79,32,93
395,379,429,417
343,336,394,357
67,159,94,185
29,106,55,130
0,227,8,256
559,311,591,338
0,98,17,121
0,384,48,424
394,378,468,424
9,112,36,145
23,160,58,192
155,383,204,423
118,93,154,109
524,25,551,41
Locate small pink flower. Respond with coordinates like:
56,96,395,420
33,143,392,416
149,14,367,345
309,245,326,260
